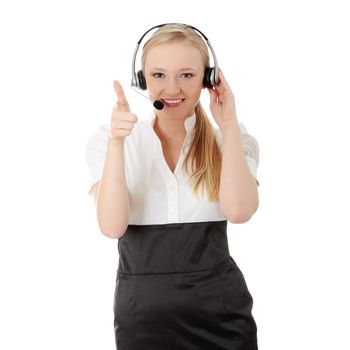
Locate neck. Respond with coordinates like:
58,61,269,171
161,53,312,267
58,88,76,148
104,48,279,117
153,114,187,145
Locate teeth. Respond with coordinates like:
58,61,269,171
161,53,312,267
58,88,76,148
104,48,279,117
164,99,182,104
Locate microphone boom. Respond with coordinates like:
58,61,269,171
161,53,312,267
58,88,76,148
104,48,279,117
131,86,164,110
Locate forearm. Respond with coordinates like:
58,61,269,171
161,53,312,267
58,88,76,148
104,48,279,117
96,138,129,238
219,119,259,223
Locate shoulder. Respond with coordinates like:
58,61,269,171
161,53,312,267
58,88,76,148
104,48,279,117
85,123,109,153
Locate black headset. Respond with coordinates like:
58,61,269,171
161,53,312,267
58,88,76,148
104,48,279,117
131,23,220,90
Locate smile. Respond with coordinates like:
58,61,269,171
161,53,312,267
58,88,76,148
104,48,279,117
161,99,185,107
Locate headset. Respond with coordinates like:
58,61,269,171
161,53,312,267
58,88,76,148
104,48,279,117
131,23,220,91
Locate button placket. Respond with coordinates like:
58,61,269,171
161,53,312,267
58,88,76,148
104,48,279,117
167,176,179,223
149,114,197,223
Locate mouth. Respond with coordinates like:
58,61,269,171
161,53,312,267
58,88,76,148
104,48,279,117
161,98,185,108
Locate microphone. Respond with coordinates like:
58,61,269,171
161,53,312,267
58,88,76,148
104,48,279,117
131,86,164,110
153,100,164,110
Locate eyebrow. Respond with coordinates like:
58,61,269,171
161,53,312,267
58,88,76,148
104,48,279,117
149,67,198,71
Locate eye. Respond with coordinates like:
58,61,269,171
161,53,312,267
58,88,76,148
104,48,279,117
152,73,164,78
181,73,193,78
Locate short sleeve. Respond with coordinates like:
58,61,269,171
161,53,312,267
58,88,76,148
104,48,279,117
214,122,260,186
238,122,260,186
85,123,109,196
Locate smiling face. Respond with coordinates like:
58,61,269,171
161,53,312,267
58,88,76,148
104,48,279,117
144,40,205,118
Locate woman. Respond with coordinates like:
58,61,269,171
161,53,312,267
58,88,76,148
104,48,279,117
86,23,260,350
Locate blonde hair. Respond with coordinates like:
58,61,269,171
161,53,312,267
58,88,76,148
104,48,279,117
141,24,222,202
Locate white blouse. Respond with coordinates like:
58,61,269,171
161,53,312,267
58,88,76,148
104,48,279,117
85,112,259,225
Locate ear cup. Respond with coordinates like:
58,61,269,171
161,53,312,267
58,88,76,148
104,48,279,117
137,70,147,90
203,67,215,88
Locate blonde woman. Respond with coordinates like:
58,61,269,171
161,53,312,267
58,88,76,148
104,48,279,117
86,23,260,350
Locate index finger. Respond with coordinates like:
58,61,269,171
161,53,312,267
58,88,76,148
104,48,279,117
216,69,233,94
217,69,228,86
113,80,130,112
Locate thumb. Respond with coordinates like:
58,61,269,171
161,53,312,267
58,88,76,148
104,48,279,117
113,80,130,112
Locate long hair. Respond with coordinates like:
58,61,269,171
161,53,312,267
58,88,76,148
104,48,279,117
141,24,222,202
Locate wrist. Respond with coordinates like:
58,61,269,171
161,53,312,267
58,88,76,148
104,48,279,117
108,135,125,147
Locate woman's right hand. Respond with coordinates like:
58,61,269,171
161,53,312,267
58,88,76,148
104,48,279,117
109,80,138,140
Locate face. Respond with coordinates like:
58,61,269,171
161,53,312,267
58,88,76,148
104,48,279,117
144,40,205,118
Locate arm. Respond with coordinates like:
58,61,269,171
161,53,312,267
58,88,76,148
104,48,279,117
95,137,129,239
207,69,259,223
219,120,259,223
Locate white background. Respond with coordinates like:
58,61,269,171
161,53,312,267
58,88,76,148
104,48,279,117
1,0,349,349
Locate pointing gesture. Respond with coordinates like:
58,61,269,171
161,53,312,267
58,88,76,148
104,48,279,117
109,80,138,140
113,80,130,113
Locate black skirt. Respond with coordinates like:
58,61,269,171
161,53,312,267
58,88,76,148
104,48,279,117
113,220,258,350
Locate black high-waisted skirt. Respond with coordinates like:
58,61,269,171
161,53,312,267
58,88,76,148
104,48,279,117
113,220,258,349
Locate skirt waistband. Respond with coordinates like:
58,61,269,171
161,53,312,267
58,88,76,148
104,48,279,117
117,220,231,275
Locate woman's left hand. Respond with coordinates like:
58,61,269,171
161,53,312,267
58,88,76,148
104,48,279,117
207,69,237,130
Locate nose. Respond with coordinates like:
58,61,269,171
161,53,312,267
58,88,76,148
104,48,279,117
164,77,181,95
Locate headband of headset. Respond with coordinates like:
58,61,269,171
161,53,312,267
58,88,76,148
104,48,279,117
130,23,220,90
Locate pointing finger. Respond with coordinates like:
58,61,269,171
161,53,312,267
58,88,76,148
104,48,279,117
113,80,130,112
